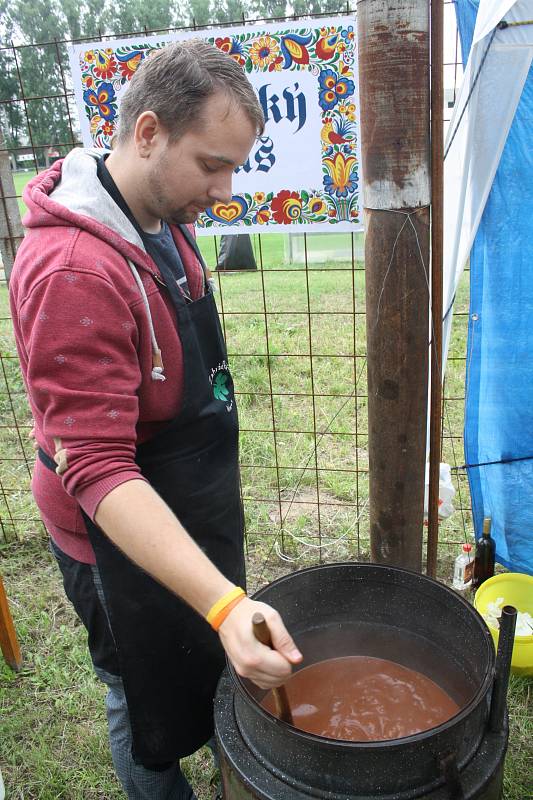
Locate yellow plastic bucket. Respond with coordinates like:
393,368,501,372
474,572,533,676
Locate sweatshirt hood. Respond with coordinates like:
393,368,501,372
21,148,175,382
22,148,154,273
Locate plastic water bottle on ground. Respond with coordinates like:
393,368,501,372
453,543,474,590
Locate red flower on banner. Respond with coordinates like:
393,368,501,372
271,190,302,224
214,36,246,66
117,51,144,80
316,33,340,61
94,51,117,80
215,36,231,50
268,55,284,72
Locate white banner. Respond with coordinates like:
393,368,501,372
68,17,361,235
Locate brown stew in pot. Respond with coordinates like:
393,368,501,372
262,656,460,741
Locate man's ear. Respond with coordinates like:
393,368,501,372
134,111,166,158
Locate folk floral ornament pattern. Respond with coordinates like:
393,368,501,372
198,20,360,231
69,17,361,233
77,42,158,148
83,82,117,122
214,37,246,67
203,190,328,227
205,197,250,225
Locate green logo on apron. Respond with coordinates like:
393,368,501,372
213,371,229,402
210,362,233,412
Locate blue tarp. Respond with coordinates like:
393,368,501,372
456,0,533,574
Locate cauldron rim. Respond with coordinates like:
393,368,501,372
231,561,495,750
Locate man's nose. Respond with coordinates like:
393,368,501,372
208,174,233,205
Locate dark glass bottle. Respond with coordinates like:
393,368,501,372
472,517,496,590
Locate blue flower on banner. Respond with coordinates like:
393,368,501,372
318,69,355,111
83,82,117,120
279,32,313,68
341,25,355,42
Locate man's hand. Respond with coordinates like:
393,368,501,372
218,597,302,689
29,426,38,451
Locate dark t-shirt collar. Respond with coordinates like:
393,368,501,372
96,153,160,241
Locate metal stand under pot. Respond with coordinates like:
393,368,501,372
215,563,515,800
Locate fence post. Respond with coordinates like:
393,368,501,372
0,126,25,283
358,0,430,571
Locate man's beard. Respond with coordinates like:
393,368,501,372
163,207,200,225
146,155,195,226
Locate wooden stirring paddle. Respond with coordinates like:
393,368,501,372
252,612,294,725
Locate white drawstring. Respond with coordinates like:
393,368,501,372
127,260,166,382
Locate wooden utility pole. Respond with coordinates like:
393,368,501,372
427,0,445,577
0,127,25,282
358,0,430,570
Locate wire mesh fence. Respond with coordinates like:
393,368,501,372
0,5,472,585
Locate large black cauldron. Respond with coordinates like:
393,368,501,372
215,563,510,799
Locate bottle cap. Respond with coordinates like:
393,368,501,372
462,543,472,553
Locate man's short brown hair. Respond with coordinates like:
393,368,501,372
116,39,265,143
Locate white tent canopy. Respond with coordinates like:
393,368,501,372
442,0,533,367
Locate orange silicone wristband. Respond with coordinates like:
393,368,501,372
206,586,245,624
210,593,246,631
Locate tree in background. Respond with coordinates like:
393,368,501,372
103,0,182,36
0,0,111,164
292,0,344,15
0,0,346,163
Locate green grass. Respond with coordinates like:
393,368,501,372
0,174,530,797
0,539,217,799
12,169,36,217
1,535,531,799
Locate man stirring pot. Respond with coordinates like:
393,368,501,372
10,40,301,799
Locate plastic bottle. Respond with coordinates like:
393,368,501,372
452,542,474,590
472,517,496,590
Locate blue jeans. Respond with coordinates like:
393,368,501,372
50,538,200,799
94,665,197,800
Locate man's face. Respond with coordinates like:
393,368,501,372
145,92,257,226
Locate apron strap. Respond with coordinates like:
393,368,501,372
38,447,57,472
178,224,210,294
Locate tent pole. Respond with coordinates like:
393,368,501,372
427,0,444,577
357,0,430,571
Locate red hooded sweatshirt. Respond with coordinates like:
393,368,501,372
10,149,206,563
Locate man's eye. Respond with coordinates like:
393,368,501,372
202,162,218,173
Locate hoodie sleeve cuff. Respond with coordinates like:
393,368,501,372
76,471,149,522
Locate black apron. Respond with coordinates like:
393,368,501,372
41,227,245,766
